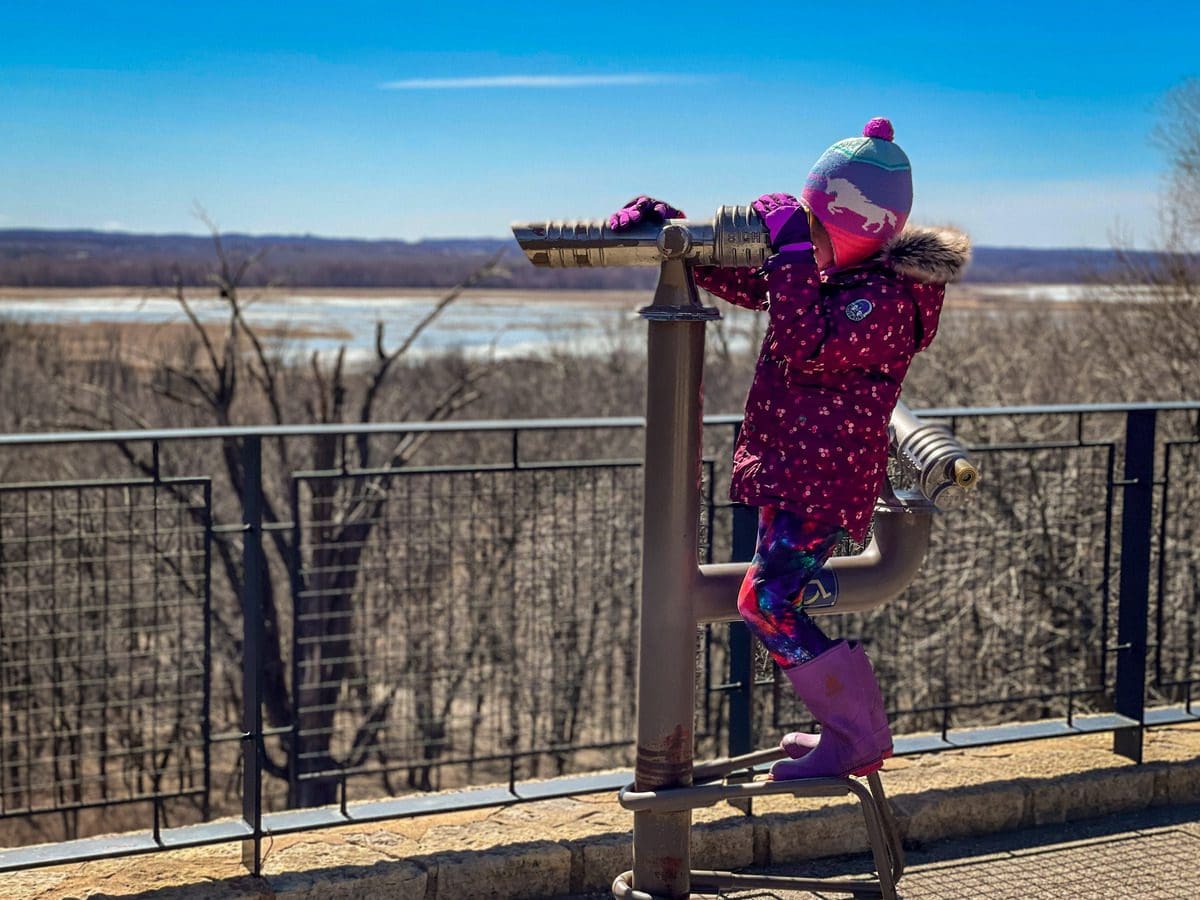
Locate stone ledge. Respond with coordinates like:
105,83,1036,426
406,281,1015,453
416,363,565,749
5,724,1198,900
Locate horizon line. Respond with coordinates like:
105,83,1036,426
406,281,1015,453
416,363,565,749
0,225,1146,253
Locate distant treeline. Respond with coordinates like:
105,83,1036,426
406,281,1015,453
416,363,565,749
0,228,1162,288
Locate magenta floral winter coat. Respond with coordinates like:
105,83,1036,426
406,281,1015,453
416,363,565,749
694,225,971,543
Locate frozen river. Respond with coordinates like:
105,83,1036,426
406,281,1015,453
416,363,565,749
0,283,1141,360
0,289,761,360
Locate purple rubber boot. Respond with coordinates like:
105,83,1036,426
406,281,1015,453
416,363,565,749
769,640,891,780
779,641,893,763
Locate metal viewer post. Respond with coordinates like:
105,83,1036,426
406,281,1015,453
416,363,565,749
511,206,976,899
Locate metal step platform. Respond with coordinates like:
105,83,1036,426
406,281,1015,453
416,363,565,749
612,747,904,899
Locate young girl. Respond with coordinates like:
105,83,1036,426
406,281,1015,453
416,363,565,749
608,118,970,780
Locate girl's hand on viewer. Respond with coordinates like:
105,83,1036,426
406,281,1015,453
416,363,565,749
607,196,685,231
753,193,814,255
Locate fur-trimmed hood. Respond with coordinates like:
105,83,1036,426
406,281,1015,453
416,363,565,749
878,225,972,284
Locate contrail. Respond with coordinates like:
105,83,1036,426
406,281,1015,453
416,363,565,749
380,74,698,90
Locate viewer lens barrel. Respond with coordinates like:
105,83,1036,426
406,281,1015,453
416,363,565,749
511,205,772,270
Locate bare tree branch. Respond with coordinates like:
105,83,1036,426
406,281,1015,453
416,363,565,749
172,275,223,379
354,248,505,466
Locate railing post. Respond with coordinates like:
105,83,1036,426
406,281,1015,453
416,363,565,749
1113,410,1155,762
727,501,757,758
240,436,265,874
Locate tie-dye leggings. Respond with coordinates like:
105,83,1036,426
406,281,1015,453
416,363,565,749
736,506,846,668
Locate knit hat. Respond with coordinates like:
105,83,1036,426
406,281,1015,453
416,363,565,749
800,117,912,269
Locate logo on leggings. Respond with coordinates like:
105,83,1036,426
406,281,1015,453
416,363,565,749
799,569,839,609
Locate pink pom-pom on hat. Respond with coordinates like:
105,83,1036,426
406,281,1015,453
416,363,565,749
863,117,894,141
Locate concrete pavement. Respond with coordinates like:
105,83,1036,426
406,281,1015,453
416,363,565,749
562,802,1200,899
4,724,1199,899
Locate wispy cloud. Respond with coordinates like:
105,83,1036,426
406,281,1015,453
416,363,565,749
380,73,698,90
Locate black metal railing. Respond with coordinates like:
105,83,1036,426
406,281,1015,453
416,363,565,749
0,477,212,831
0,402,1197,874
726,404,1198,761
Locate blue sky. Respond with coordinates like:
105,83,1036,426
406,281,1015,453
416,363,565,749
1,1,1196,248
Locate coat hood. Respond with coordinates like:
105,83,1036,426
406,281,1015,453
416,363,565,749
878,225,972,284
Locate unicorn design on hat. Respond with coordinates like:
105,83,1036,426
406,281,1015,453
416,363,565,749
826,178,897,234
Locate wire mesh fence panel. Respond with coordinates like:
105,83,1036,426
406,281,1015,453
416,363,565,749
290,463,641,797
1154,438,1200,704
287,458,719,799
766,423,1119,738
0,479,211,835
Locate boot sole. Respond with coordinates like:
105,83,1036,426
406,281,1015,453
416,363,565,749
849,757,885,777
780,744,894,763
768,752,888,782
850,747,894,777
